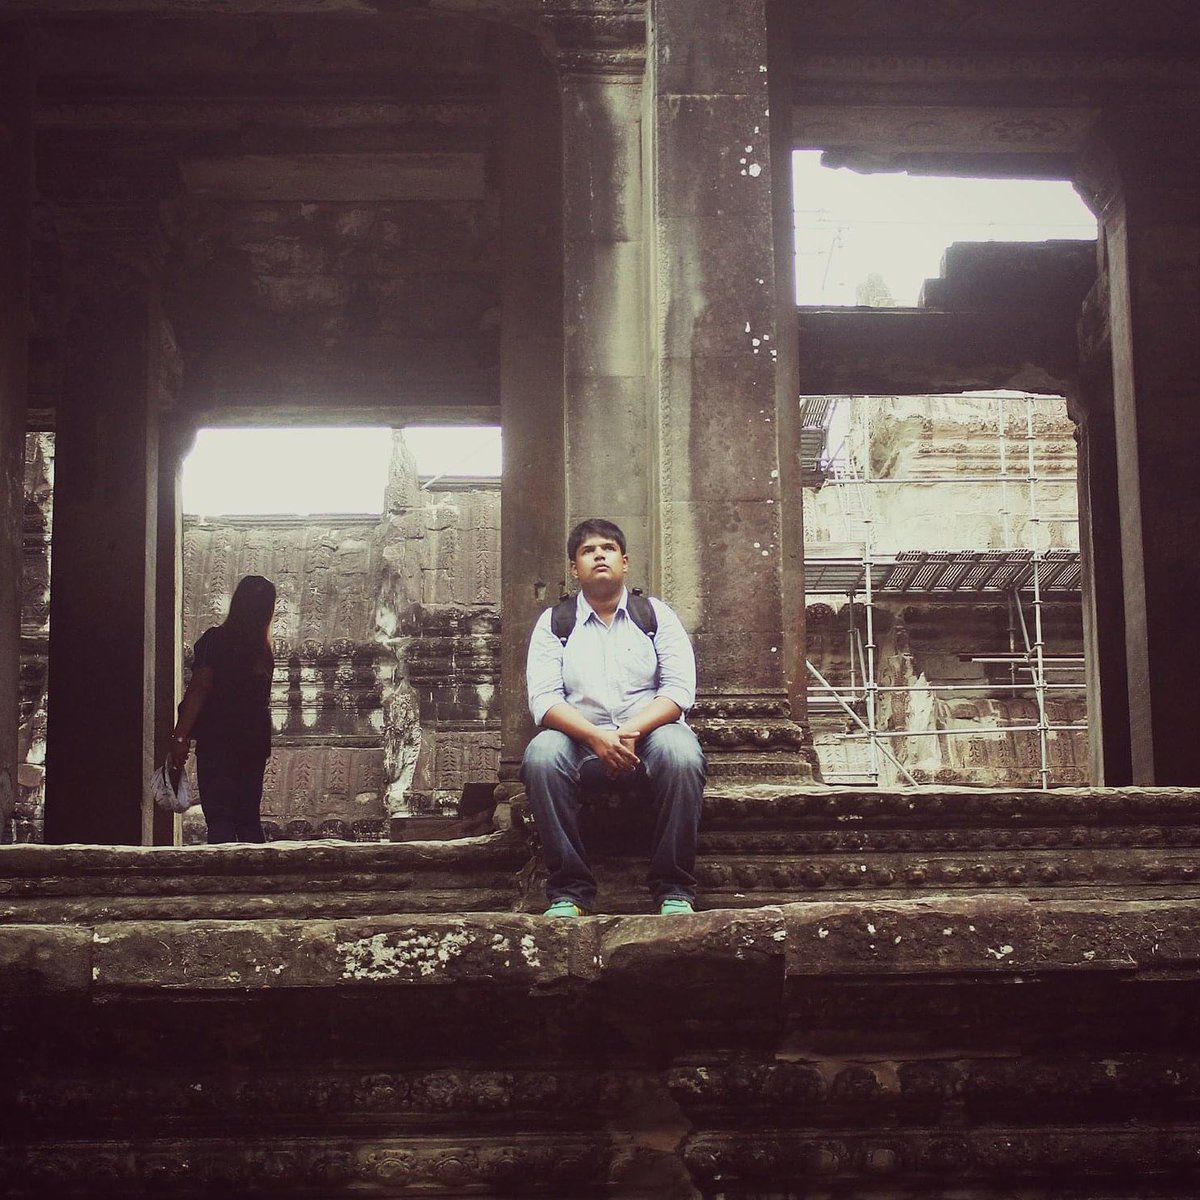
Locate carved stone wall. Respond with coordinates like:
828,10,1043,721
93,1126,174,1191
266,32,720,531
804,393,1080,552
809,601,1087,787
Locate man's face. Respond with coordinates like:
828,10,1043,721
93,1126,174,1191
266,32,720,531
571,535,628,592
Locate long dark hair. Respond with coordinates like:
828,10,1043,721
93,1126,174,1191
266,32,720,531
223,575,276,659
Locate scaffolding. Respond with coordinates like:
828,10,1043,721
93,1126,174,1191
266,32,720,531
803,392,1087,790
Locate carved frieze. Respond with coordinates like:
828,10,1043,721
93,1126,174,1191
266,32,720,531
688,691,817,782
681,1127,1200,1192
0,1136,611,1196
541,3,648,75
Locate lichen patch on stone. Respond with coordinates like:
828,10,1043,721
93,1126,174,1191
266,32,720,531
337,929,470,981
519,934,540,969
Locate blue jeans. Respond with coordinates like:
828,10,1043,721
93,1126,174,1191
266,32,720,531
520,724,706,909
197,750,268,844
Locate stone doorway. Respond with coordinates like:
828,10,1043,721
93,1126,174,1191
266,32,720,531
180,425,501,844
13,426,502,845
803,391,1089,788
788,141,1102,785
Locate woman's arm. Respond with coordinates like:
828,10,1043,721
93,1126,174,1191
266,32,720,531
168,664,214,770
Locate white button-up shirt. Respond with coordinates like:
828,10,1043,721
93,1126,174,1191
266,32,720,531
526,589,697,730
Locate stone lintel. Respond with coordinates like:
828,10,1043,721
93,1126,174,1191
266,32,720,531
3,0,547,13
36,97,494,129
787,49,1200,87
181,151,486,203
786,17,1200,69
9,0,645,18
187,392,499,422
793,103,1096,157
797,307,1080,396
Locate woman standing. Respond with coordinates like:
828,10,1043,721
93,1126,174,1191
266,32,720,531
169,575,277,844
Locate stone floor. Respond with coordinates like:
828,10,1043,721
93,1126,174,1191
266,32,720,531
4,786,1200,1197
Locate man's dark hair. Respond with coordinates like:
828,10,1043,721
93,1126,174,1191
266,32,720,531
567,518,626,561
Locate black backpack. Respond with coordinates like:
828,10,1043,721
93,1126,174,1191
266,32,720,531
549,588,658,646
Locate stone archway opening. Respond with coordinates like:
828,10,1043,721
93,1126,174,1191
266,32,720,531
802,390,1087,789
791,151,1098,788
179,422,501,844
13,423,501,845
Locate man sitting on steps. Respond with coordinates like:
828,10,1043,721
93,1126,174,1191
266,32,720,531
522,517,707,917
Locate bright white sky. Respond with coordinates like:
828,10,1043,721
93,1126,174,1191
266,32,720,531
181,425,501,516
184,159,1098,514
793,150,1098,306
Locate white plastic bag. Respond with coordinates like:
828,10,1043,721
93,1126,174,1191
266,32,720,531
150,761,194,813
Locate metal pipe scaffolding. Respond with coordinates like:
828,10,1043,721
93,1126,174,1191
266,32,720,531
804,391,1087,788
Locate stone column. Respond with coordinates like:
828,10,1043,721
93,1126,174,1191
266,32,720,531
43,209,168,844
150,408,190,846
1083,113,1200,784
558,44,651,567
1070,365,1132,786
765,0,809,729
496,28,566,799
646,0,812,778
0,35,33,839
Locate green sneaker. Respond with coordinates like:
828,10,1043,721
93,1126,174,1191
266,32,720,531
659,898,695,916
544,899,587,918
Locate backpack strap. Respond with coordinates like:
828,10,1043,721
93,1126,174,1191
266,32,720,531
550,594,577,646
626,589,658,640
550,589,658,646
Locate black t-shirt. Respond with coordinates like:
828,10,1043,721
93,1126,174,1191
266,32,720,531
191,625,274,762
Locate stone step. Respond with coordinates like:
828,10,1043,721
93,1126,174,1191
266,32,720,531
0,834,528,923
6,786,1200,922
5,896,1200,1196
536,784,1200,913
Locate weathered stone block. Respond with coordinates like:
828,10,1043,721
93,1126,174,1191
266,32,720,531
653,0,771,97
0,925,90,997
653,94,774,224
562,239,646,379
655,216,776,358
659,354,781,502
88,915,592,995
561,77,643,243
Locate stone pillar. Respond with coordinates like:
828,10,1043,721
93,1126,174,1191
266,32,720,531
496,28,566,798
559,51,651,567
646,0,812,777
43,212,167,844
150,409,190,846
765,0,809,728
0,35,33,840
1083,113,1200,784
1071,364,1132,786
